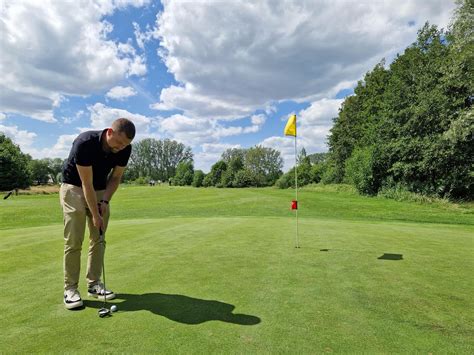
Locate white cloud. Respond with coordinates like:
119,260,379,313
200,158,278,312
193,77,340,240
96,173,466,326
151,84,254,120
63,110,86,125
32,103,159,159
251,114,266,126
297,99,344,132
195,143,242,172
30,134,78,160
298,98,344,146
152,0,455,119
0,124,37,150
159,113,267,146
0,0,148,121
133,22,157,51
106,86,138,100
88,103,153,139
0,124,76,159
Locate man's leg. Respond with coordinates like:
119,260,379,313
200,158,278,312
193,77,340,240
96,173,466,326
60,184,87,309
86,191,110,287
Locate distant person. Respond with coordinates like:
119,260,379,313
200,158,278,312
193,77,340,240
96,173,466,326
60,118,135,310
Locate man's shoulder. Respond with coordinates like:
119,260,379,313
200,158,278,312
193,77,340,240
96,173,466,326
76,130,101,141
74,130,101,146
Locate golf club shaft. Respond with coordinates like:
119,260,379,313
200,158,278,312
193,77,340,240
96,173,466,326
100,229,107,308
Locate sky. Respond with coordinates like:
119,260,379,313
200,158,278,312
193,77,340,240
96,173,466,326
0,0,456,172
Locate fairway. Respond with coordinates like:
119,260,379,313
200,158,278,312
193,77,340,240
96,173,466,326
1,186,473,353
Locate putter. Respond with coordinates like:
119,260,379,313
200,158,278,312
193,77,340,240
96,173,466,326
98,229,111,318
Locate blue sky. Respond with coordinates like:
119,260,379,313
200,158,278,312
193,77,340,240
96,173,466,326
0,0,455,172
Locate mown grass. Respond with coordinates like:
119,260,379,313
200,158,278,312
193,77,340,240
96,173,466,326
0,185,473,353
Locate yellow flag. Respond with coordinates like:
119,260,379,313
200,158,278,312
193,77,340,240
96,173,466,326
284,114,296,136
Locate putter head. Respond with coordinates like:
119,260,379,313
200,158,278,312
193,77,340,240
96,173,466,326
98,307,111,318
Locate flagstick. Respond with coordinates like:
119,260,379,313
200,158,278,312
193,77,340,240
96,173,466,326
294,135,300,248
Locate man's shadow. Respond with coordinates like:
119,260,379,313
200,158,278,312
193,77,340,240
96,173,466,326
84,293,261,325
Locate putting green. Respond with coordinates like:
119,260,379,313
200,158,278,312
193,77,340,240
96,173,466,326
1,216,473,353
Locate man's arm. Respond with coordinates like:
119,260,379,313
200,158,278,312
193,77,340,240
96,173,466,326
76,164,102,230
103,166,126,203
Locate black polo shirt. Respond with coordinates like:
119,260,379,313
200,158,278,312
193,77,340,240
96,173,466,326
62,129,132,190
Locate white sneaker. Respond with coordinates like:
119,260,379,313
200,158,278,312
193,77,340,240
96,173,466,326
88,283,115,300
64,289,83,310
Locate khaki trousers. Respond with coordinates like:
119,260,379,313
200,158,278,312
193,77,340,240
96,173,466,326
59,183,109,291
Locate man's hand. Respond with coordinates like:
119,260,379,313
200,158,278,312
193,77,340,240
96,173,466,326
92,213,104,231
99,200,109,219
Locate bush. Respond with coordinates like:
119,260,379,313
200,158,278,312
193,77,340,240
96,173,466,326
173,161,194,186
310,163,325,183
320,163,338,185
133,176,150,185
205,160,227,187
192,170,205,187
344,146,378,195
221,169,235,187
297,160,312,186
378,184,450,204
234,169,256,187
202,174,214,187
276,162,315,189
275,172,293,189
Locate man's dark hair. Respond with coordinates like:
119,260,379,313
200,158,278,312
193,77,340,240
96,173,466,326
112,118,135,140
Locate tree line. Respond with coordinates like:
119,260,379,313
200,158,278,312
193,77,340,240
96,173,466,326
278,0,472,200
0,134,284,190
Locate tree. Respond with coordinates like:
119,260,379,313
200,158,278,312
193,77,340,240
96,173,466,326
173,161,194,186
310,163,325,184
297,147,307,164
47,158,64,184
127,138,193,182
204,160,227,187
275,156,313,189
244,146,283,186
0,133,31,190
221,152,245,187
327,61,389,183
344,146,378,195
192,170,205,187
29,159,50,185
325,6,473,199
378,23,468,196
28,158,64,185
307,152,328,164
234,169,257,187
221,148,246,164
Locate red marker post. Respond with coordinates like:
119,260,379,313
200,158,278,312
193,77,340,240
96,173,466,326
291,200,298,210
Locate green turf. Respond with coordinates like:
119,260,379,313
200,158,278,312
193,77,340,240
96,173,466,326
0,186,473,353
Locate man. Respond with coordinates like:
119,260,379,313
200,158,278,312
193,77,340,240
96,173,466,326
60,118,135,310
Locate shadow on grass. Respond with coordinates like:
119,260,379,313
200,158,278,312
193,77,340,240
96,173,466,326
378,253,403,260
84,293,261,325
320,249,404,261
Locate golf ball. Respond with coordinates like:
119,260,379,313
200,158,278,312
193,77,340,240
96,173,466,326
111,305,118,312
